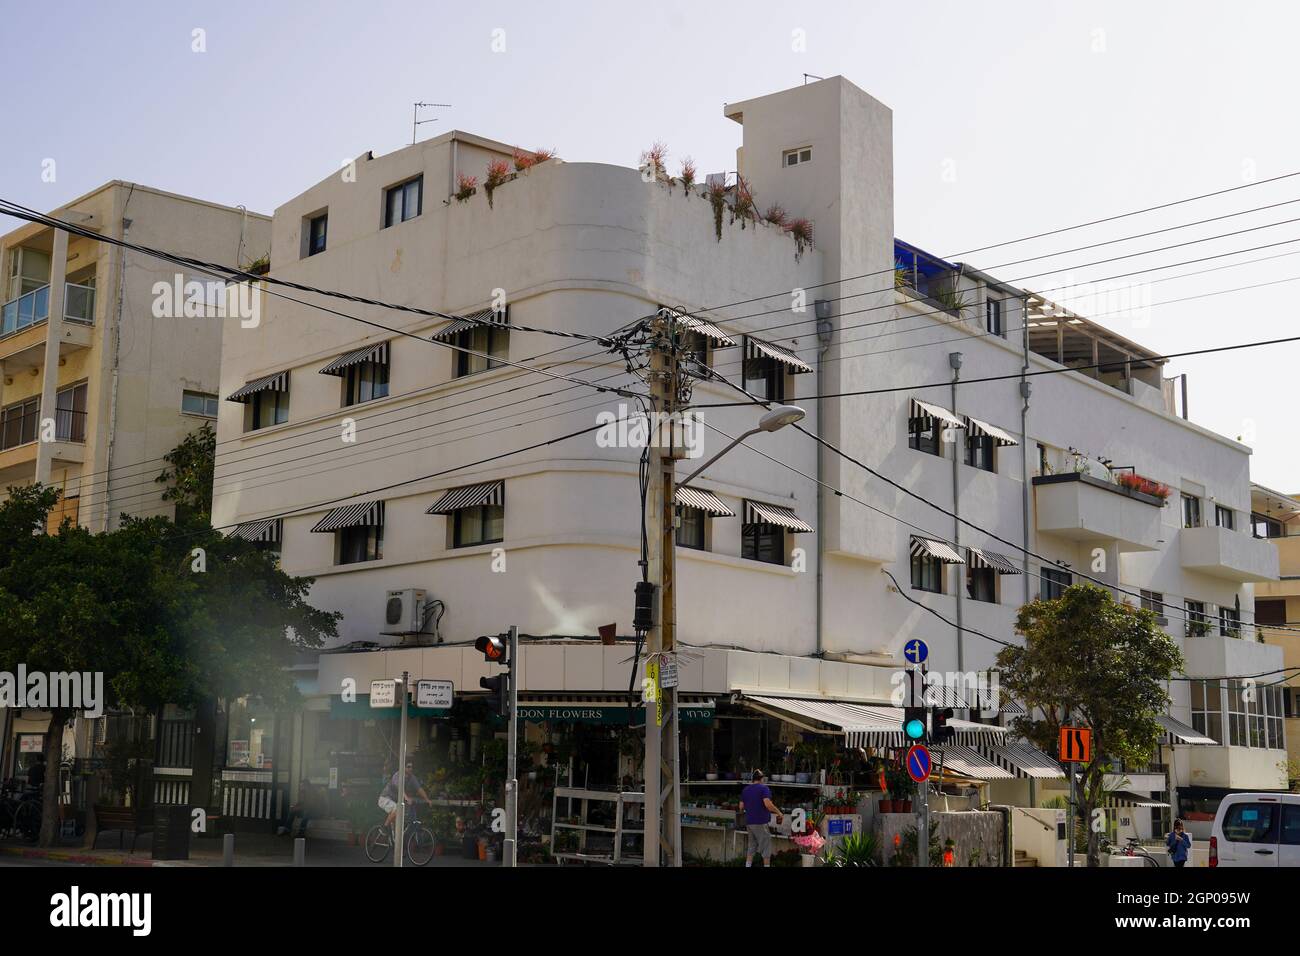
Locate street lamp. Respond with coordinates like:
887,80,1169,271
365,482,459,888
679,404,805,486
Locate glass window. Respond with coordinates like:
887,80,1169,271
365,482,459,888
1040,567,1071,601
344,361,389,406
0,396,39,449
966,557,996,603
742,523,784,565
1252,512,1283,539
965,433,994,472
453,504,504,548
911,552,944,593
1190,679,1223,744
1139,589,1165,619
1219,606,1241,638
1215,505,1234,530
384,176,423,227
1226,681,1249,747
1221,802,1280,843
1182,494,1202,529
680,331,710,371
743,355,786,403
986,298,1003,337
308,213,327,256
250,389,289,430
338,524,383,564
1185,600,1209,636
783,147,812,167
909,414,942,457
54,383,87,442
1256,599,1286,626
182,390,219,417
677,507,706,550
1266,687,1285,750
454,324,509,377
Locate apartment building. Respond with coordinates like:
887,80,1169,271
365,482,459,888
206,78,1285,839
1250,484,1300,786
0,182,269,781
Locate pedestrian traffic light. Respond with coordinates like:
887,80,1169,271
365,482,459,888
475,634,507,662
480,674,508,715
902,706,928,743
932,707,955,744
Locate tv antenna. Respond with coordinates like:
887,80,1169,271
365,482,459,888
412,102,452,144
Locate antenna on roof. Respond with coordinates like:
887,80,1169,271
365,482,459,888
412,102,453,145
803,73,825,84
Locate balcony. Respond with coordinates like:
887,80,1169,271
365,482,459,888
0,283,95,365
1032,472,1165,551
0,408,86,480
1180,524,1279,582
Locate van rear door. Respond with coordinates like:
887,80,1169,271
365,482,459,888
1219,800,1281,867
1279,803,1300,868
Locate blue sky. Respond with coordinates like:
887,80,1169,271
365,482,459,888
3,0,1297,487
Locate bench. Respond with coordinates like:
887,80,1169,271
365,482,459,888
91,804,153,852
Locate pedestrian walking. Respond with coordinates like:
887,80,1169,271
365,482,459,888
739,770,783,867
1166,818,1192,867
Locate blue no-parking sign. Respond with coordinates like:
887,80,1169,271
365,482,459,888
906,744,932,783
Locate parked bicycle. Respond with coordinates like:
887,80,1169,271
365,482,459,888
365,803,435,866
0,781,42,844
1100,835,1160,867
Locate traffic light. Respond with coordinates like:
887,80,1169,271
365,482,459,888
931,707,955,745
475,634,510,716
902,706,928,743
475,634,507,662
480,674,508,716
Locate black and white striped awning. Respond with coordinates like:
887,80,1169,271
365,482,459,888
965,415,1019,447
425,481,504,515
979,742,1065,779
675,486,735,517
743,500,813,533
744,336,814,374
228,517,282,544
319,341,389,376
1157,715,1217,746
910,535,964,564
660,307,737,347
1105,790,1170,809
431,306,509,342
310,500,385,533
226,370,290,403
967,546,1022,574
909,398,964,429
935,745,1016,781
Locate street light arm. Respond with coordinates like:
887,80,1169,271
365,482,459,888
677,427,763,487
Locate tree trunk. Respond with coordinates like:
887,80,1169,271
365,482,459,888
38,709,71,848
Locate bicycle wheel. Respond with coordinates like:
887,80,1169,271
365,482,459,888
13,801,41,843
364,824,393,863
407,824,435,866
1141,853,1160,868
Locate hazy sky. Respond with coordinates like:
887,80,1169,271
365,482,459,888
3,0,1297,489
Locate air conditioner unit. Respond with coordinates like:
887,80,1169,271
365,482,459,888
382,588,428,635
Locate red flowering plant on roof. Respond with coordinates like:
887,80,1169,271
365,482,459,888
454,173,477,202
484,158,512,209
1114,472,1171,501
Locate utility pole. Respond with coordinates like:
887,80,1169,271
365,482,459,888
643,312,683,867
394,670,409,868
503,625,520,867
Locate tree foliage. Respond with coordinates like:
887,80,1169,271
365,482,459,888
155,421,216,523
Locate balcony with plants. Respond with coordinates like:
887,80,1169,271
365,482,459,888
1032,450,1167,551
894,239,970,318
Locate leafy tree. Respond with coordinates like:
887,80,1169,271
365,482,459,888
155,421,215,524
996,583,1183,866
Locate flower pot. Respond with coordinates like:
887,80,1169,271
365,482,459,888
898,800,912,814
795,772,811,784
705,773,718,781
880,800,895,814
800,853,816,867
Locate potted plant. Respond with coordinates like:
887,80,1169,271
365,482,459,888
483,158,512,209
454,173,477,203
678,157,696,194
785,217,813,260
792,827,825,866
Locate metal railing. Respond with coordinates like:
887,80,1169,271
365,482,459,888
0,407,86,450
1,282,96,337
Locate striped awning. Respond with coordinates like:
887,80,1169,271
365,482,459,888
965,415,1019,447
310,500,385,533
319,341,389,376
228,517,282,544
426,480,504,515
660,307,737,347
226,370,290,403
967,546,1022,574
743,500,813,533
910,535,965,564
745,336,814,374
1157,714,1217,746
909,398,964,429
979,743,1065,779
935,745,1016,781
675,486,735,517
430,306,509,342
1105,790,1170,809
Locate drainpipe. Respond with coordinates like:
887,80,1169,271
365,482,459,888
814,300,834,657
949,351,964,673
1020,293,1032,605
103,213,130,531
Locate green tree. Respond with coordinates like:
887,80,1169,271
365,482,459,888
155,421,215,524
995,583,1183,867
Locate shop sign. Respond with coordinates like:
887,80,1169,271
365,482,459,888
514,705,715,725
18,734,43,753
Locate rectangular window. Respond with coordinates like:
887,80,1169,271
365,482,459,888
1226,681,1248,746
1252,512,1283,539
1221,802,1279,843
0,396,39,449
742,523,785,565
677,507,706,550
1185,600,1209,636
1281,805,1300,846
1139,590,1166,620
965,433,994,472
909,415,942,457
1040,567,1072,601
743,355,786,403
307,213,328,256
250,390,289,431
454,323,509,377
782,147,812,167
966,559,996,603
384,176,423,228
343,361,389,406
1181,494,1202,529
1190,679,1223,745
1266,687,1285,750
1255,599,1286,626
911,552,945,593
1219,606,1241,638
986,298,1004,337
54,383,87,442
681,330,711,371
182,390,219,418
337,524,383,565
453,504,505,548
1215,504,1234,530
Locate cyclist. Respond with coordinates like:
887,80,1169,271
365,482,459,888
377,759,432,830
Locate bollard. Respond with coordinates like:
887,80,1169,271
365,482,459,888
223,832,234,867
294,837,305,867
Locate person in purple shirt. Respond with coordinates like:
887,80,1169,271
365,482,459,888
738,770,783,867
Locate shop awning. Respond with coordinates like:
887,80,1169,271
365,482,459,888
228,517,282,545
745,336,814,374
909,398,964,430
226,370,290,403
744,500,813,533
910,535,964,564
967,546,1021,574
319,341,389,376
935,745,1016,781
661,307,737,347
1157,715,1217,746
431,307,508,342
676,486,735,517
979,743,1065,779
1106,790,1170,809
965,415,1019,447
743,696,1008,749
426,481,504,514
311,500,385,533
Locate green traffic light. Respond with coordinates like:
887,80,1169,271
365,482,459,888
905,718,925,740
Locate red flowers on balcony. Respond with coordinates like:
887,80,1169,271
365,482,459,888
1115,472,1171,500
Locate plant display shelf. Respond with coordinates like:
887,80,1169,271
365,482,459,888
551,786,645,865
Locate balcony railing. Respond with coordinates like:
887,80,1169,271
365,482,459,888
0,407,86,450
1,282,96,337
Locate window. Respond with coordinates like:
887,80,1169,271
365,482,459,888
54,383,87,442
1040,567,1071,601
337,524,383,564
742,523,785,565
1140,590,1166,621
911,551,945,593
1190,679,1223,744
1226,681,1249,747
986,297,1004,337
344,361,389,406
1181,493,1202,529
307,213,327,256
454,323,509,377
1221,802,1279,843
965,432,994,472
909,415,941,457
1215,504,1234,530
250,389,289,430
681,330,710,371
182,390,219,418
0,396,39,449
1252,512,1284,539
1266,687,1285,750
743,355,787,403
782,147,812,167
677,507,706,550
966,555,996,603
1256,599,1286,626
1283,805,1300,846
1219,606,1241,638
1185,600,1209,636
384,176,423,228
453,503,505,548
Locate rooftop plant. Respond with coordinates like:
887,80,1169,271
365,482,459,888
761,203,788,228
707,179,728,242
484,158,512,209
785,217,813,260
641,141,669,181
731,176,755,227
679,157,697,194
454,173,477,203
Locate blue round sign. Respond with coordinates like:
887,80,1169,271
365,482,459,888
906,744,932,783
903,639,929,665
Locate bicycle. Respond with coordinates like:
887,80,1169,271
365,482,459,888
365,802,435,866
0,782,42,844
1100,835,1160,867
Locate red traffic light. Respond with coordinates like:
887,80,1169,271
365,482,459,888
475,634,506,662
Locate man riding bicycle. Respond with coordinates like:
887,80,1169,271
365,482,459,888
377,759,432,830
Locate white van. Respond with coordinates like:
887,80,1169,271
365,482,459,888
1209,792,1300,867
